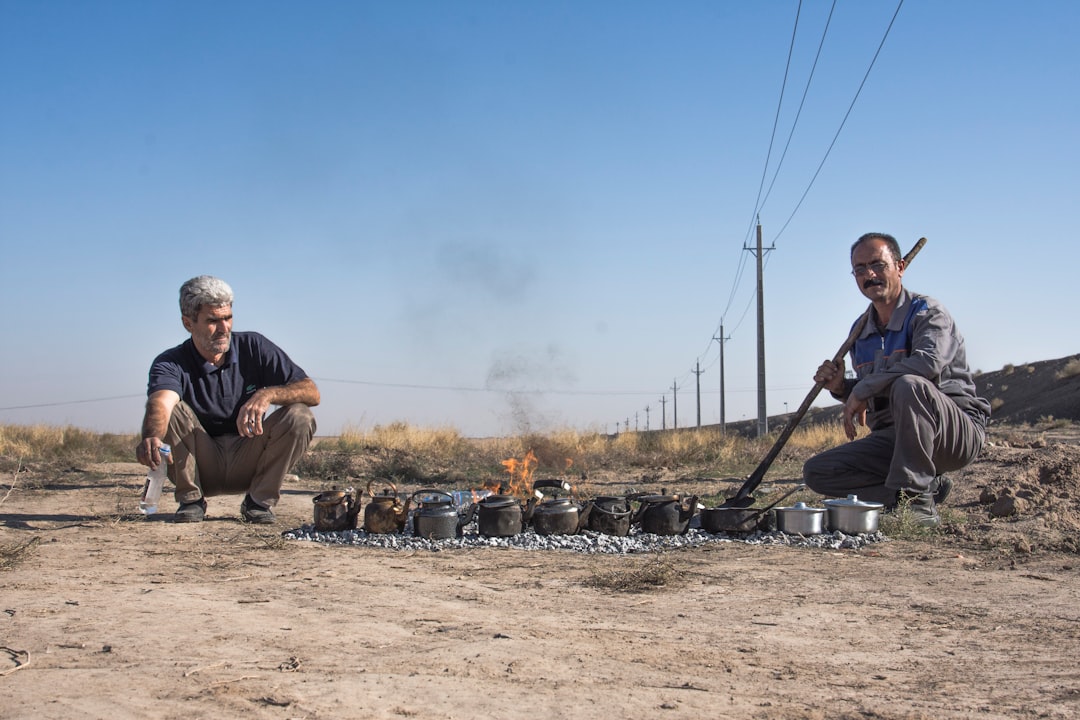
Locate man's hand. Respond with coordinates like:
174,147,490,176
136,437,170,469
813,358,847,395
842,394,868,441
236,378,320,438
237,391,273,437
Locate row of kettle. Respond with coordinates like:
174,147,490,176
311,480,701,539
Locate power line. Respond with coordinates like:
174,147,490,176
771,0,905,244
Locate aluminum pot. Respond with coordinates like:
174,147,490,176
774,501,826,535
411,489,477,540
824,494,883,534
699,484,804,535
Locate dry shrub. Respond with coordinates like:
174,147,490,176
585,553,680,593
0,424,136,464
991,397,1006,412
1055,358,1080,380
1003,363,1015,375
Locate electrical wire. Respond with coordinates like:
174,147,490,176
771,0,905,244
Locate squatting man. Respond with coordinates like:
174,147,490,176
802,232,991,527
135,275,320,523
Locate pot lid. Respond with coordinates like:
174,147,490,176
638,494,678,503
536,497,577,513
823,494,884,510
479,494,519,508
775,502,825,514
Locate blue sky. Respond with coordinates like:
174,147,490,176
1,1,1077,438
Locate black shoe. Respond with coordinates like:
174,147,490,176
899,490,940,528
930,475,953,505
174,499,207,523
241,495,275,524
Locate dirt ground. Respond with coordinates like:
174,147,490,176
3,426,1080,720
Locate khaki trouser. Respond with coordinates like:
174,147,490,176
802,375,985,506
164,402,316,508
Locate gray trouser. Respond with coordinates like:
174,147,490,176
164,402,316,507
802,375,985,506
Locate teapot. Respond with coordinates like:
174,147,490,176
363,479,411,534
411,489,477,540
312,487,361,531
632,493,699,536
529,479,592,536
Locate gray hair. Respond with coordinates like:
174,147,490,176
179,275,234,320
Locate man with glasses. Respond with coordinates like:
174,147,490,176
802,232,990,527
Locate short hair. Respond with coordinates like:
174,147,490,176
179,275,234,320
851,232,902,264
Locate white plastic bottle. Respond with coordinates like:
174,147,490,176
140,444,171,515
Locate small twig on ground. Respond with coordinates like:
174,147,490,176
0,462,22,507
210,675,259,687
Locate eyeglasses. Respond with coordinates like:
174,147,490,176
851,261,891,277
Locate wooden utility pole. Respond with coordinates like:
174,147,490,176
659,396,667,430
692,361,704,428
644,404,651,431
747,219,773,438
671,379,679,430
713,326,730,434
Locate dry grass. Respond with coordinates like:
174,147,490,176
584,553,681,593
0,424,136,464
2,421,853,489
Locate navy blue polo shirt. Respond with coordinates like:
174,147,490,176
147,331,309,437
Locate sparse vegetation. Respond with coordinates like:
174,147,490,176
0,424,137,463
584,552,681,592
1003,363,1015,375
1056,358,1080,380
991,397,1005,412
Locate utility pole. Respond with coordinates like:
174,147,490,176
659,396,667,430
625,418,630,434
671,379,679,430
644,405,650,431
747,219,774,437
692,361,704,429
712,326,730,434
634,411,639,432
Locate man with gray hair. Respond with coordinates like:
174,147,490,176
136,275,320,523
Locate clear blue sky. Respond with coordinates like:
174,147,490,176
2,1,1077,438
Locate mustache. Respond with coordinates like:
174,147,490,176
862,279,885,290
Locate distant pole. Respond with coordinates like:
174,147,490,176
671,379,679,430
634,411,639,432
659,396,667,430
692,361,704,429
713,326,730,434
748,219,774,438
644,404,651,431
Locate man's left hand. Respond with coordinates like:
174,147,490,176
237,392,271,437
842,394,868,440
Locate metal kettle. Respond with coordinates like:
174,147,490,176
363,479,411,534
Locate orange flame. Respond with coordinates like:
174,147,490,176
489,449,538,497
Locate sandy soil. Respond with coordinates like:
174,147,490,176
3,429,1080,719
